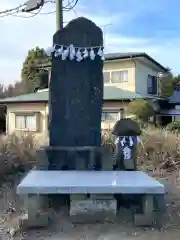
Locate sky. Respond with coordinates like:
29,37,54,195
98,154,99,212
0,0,180,85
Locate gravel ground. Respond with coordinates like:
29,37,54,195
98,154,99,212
1,172,180,240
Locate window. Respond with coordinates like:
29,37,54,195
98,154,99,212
147,75,157,94
111,71,128,83
15,113,38,131
101,112,119,122
103,71,110,83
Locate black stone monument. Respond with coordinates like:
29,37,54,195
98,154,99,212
48,17,104,170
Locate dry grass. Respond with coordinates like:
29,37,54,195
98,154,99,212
102,126,180,173
0,133,39,179
0,126,179,179
138,126,180,172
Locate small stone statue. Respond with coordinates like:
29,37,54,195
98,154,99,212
112,118,142,171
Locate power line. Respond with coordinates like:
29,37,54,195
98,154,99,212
39,10,56,14
0,3,25,17
0,0,79,18
45,0,55,3
37,0,79,16
0,3,25,14
72,6,78,17
6,6,43,18
63,0,78,11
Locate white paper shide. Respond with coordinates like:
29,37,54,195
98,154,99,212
45,44,104,61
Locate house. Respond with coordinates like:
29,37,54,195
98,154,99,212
103,52,167,96
0,52,168,137
158,88,180,122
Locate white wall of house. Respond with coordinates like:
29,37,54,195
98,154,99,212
6,103,48,140
103,59,136,92
135,59,164,97
103,58,165,98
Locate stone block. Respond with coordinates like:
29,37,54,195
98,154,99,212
101,151,114,170
70,199,117,223
20,212,49,228
153,195,166,228
36,148,49,170
154,194,166,213
90,194,114,200
134,213,154,226
23,195,48,214
21,194,49,229
70,194,88,200
134,194,166,227
74,156,87,170
22,194,49,228
134,194,155,227
142,195,154,215
124,159,135,170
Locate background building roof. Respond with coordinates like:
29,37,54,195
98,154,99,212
0,86,147,104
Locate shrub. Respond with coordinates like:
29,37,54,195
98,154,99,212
0,133,38,178
127,99,154,122
166,121,180,132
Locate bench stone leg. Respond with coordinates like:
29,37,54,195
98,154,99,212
154,194,166,213
70,199,117,223
134,195,154,226
22,195,49,228
154,194,166,228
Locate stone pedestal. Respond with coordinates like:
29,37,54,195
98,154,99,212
70,199,117,223
134,194,165,227
134,195,154,226
101,148,114,170
36,147,49,170
47,146,102,170
22,195,49,228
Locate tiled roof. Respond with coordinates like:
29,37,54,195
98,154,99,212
0,86,147,104
105,52,167,71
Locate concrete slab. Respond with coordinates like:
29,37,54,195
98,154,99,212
17,170,165,195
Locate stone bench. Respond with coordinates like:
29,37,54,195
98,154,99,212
17,170,165,227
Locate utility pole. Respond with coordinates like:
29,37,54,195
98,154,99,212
56,0,63,30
